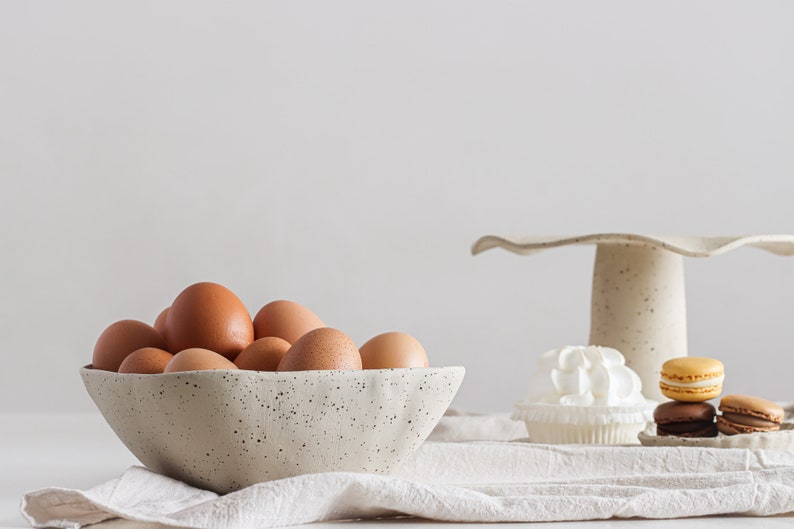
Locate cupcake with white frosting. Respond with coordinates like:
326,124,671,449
513,345,656,444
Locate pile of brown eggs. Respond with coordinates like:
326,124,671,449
91,282,429,374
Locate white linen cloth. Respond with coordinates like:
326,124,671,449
20,412,794,528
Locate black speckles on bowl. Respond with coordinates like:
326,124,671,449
80,365,465,493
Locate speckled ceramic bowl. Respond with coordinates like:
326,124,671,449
81,365,464,493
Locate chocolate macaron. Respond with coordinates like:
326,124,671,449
654,401,718,437
717,394,784,435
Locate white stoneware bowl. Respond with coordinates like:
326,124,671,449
81,365,464,493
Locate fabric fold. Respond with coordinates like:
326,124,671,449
21,441,794,528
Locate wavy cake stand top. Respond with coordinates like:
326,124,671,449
471,234,794,402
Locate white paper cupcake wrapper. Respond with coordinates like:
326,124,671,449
513,400,656,425
512,400,656,445
520,422,648,445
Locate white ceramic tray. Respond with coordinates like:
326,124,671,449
638,422,794,450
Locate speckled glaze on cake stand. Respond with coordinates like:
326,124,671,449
471,234,794,402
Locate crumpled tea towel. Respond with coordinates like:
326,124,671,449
21,438,794,528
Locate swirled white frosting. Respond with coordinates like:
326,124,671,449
526,345,646,406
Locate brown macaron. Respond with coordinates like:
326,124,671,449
654,401,718,438
717,394,784,435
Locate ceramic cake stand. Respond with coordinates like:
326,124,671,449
471,234,794,402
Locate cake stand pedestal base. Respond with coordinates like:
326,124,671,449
590,243,687,402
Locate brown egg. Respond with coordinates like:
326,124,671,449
164,348,239,372
360,332,429,369
118,347,174,374
359,332,429,369
253,300,325,344
277,327,362,371
165,282,254,360
234,337,290,371
153,307,169,338
92,319,168,372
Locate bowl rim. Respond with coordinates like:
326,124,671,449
80,364,465,377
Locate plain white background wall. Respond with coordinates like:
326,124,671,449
2,1,793,413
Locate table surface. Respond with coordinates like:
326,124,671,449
2,412,793,529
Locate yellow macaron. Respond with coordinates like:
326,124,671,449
659,357,724,402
